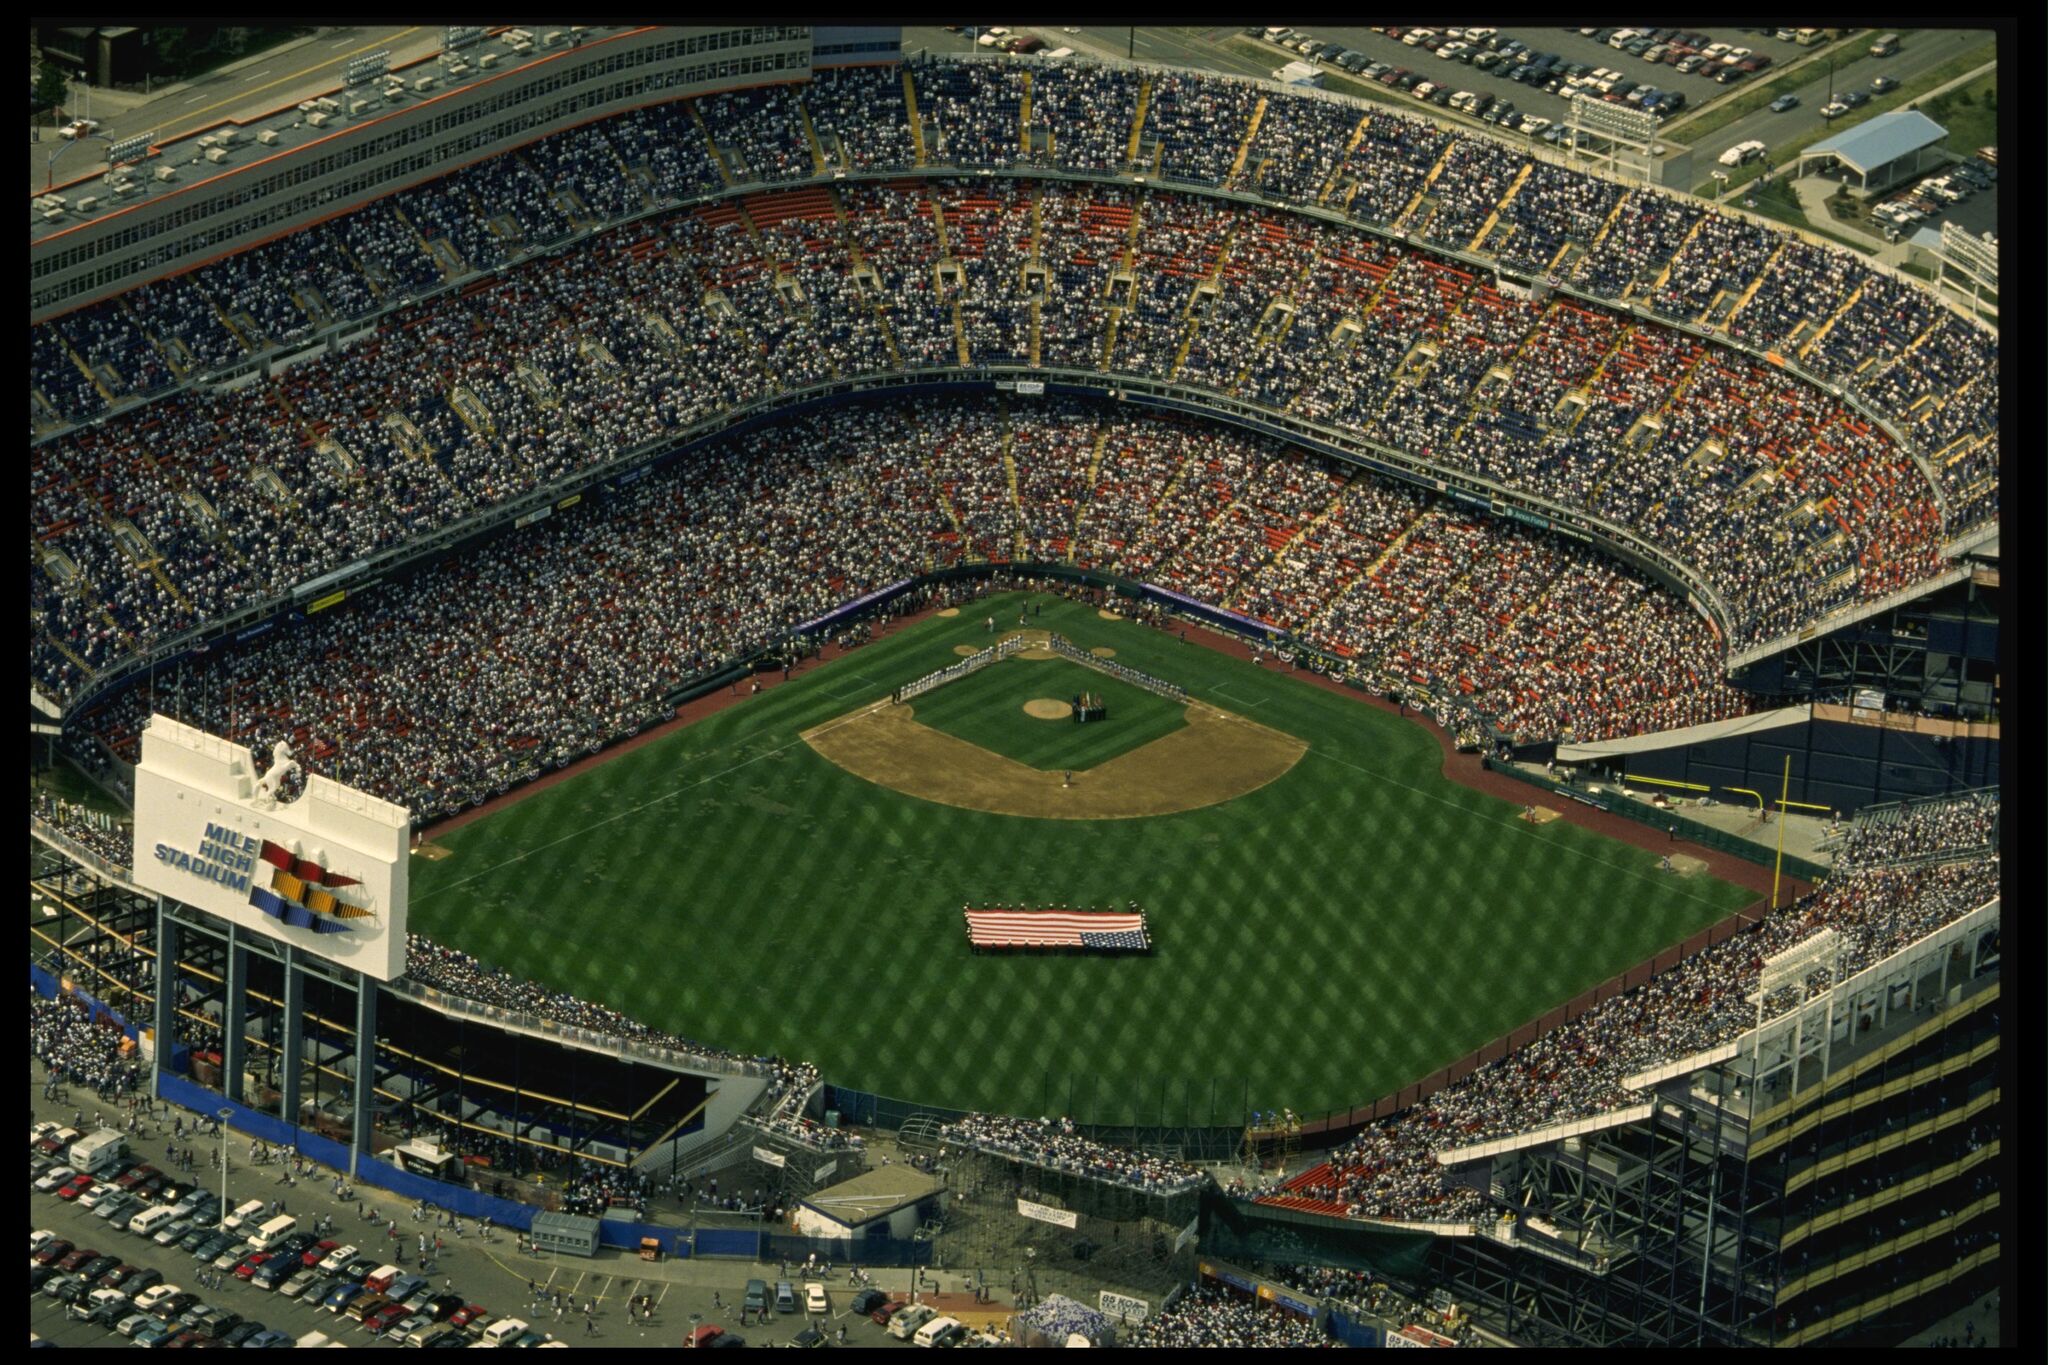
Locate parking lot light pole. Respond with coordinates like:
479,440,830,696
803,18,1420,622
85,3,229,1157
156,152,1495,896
217,1108,235,1230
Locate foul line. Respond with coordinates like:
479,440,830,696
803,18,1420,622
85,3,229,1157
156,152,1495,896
1306,746,1744,914
412,700,890,905
1211,681,1267,709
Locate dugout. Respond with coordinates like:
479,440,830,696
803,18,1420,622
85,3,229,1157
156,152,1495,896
530,1211,601,1257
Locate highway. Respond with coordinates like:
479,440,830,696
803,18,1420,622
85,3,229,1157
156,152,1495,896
30,27,436,195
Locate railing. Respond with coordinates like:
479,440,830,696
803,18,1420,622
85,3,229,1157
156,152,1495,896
380,975,771,1081
29,817,144,893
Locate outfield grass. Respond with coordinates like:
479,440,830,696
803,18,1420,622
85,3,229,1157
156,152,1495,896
911,655,1186,770
409,592,1756,1126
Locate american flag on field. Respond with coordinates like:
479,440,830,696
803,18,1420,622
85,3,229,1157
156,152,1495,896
963,906,1150,952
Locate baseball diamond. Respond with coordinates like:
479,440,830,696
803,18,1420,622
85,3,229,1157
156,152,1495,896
24,25,2004,1350
407,592,1756,1124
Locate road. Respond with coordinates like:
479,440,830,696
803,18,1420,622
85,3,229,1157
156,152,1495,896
29,27,435,195
1686,29,1991,187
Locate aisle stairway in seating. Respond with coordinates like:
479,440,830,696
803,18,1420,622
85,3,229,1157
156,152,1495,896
689,101,737,186
1125,77,1151,167
1254,1162,1353,1218
903,68,928,165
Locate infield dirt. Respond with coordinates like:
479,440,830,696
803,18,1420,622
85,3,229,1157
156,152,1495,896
801,696,1306,819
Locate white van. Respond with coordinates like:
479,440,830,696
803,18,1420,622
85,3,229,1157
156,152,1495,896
223,1199,267,1233
247,1213,297,1250
478,1318,529,1346
914,1315,963,1348
888,1304,936,1340
128,1205,178,1239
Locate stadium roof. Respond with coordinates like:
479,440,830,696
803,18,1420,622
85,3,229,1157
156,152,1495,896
1802,110,1946,173
1556,704,1811,763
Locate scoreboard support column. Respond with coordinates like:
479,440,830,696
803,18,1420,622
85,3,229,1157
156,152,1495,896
151,899,180,1100
280,947,305,1127
349,982,378,1179
222,924,249,1104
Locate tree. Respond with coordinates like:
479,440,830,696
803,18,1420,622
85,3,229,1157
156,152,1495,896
33,59,70,114
149,27,192,76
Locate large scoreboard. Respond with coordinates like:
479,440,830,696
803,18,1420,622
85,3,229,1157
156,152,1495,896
132,714,409,980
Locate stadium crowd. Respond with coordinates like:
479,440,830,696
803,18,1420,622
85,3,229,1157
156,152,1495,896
1835,791,1999,870
1255,845,1997,1225
32,992,147,1102
30,788,131,869
1126,1284,1340,1348
402,935,786,1079
937,1113,1206,1194
26,51,2004,1246
32,62,1995,713
73,399,1763,817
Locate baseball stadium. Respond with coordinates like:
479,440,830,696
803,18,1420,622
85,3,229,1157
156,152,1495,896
30,22,2007,1350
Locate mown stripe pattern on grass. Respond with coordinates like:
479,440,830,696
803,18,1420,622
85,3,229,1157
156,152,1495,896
410,593,1755,1125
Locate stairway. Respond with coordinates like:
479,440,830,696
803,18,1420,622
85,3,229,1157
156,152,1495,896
1125,77,1152,166
902,68,927,165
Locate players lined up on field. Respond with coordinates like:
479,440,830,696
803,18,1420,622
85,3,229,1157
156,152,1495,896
33,151,1986,702
78,400,1747,819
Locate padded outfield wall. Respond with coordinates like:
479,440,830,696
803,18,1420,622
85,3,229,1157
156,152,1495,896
1581,707,1997,814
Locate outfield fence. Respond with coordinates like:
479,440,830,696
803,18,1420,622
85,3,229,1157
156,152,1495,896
1480,757,1833,882
893,633,1028,703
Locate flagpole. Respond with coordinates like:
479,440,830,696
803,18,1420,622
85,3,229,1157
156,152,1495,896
1770,755,1791,910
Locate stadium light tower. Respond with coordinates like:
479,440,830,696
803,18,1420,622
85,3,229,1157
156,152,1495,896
215,1108,235,1229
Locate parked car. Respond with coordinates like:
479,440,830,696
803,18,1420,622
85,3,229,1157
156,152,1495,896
1820,100,1849,119
220,1320,265,1347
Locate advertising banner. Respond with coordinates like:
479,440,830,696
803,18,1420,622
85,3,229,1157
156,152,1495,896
1098,1291,1149,1323
1017,1198,1079,1229
752,1146,787,1169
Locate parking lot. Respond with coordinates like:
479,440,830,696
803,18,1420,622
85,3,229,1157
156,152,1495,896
28,1075,967,1350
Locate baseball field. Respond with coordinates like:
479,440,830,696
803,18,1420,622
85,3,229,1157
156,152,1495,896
407,591,1756,1126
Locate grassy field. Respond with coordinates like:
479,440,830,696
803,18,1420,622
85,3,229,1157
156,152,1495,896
911,654,1186,770
408,592,1756,1126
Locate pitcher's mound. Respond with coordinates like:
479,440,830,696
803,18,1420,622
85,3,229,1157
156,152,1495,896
1098,610,1123,621
937,607,961,618
1023,699,1071,720
1522,805,1563,826
1090,646,1117,658
953,644,980,657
